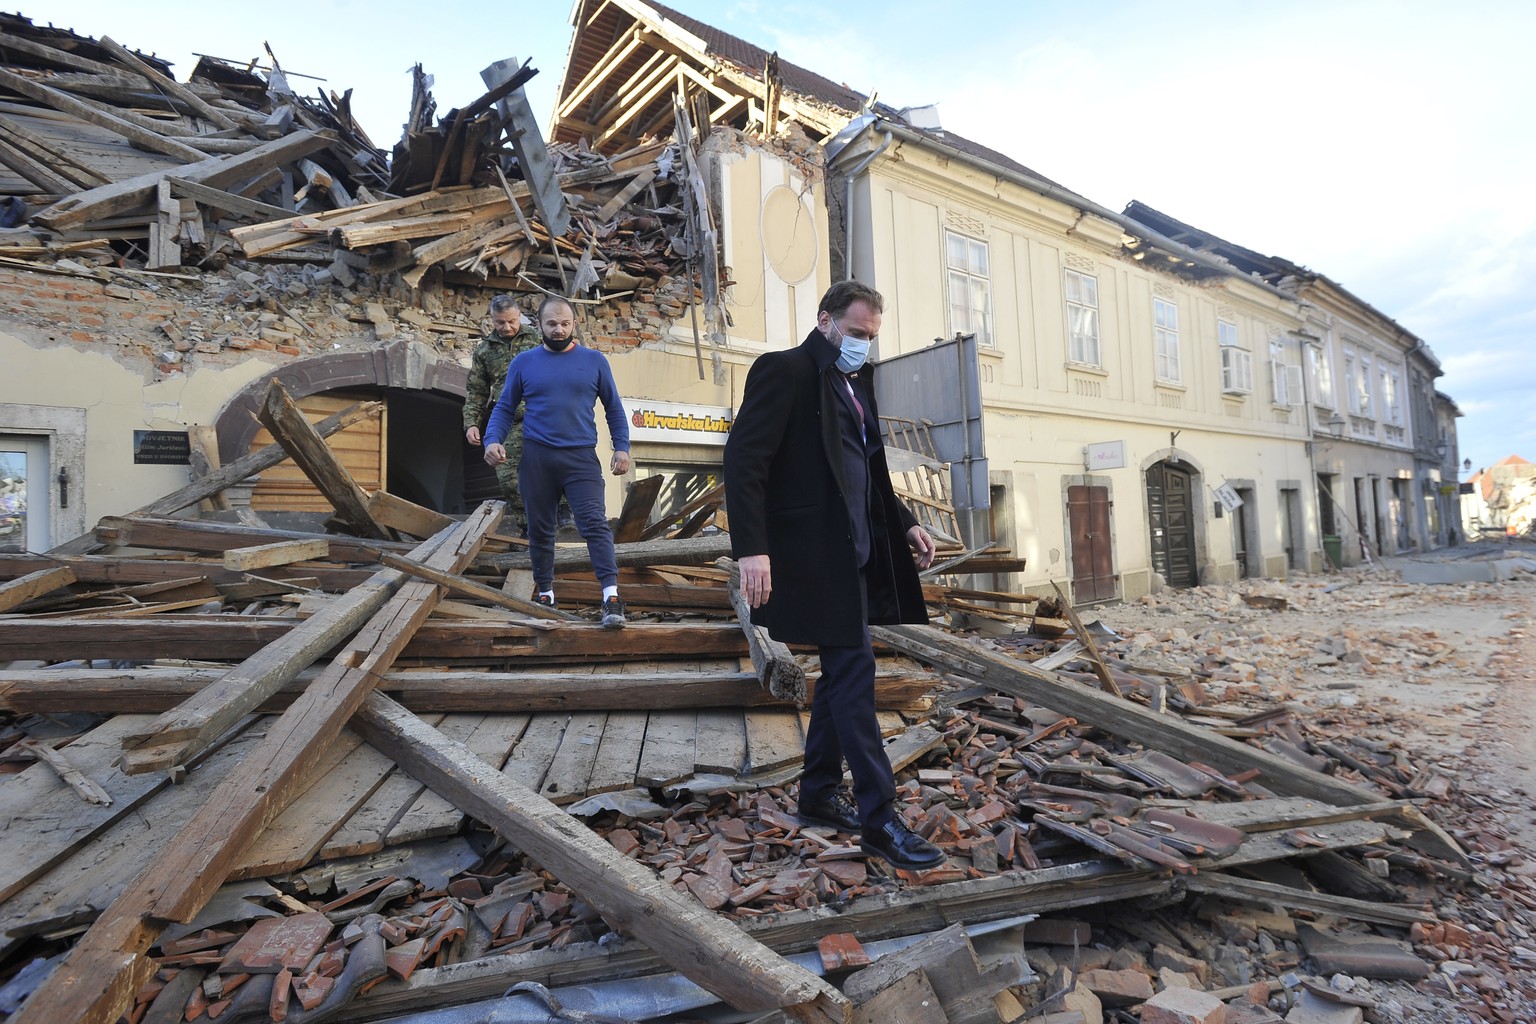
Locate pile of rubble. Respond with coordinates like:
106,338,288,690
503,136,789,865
0,389,1532,1023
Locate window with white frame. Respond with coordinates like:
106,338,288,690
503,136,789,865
945,230,993,347
1348,349,1374,418
1269,338,1294,406
1379,364,1402,425
1063,268,1100,365
1154,298,1180,383
1308,340,1335,408
1218,319,1252,394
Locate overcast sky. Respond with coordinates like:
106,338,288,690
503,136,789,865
39,0,1536,473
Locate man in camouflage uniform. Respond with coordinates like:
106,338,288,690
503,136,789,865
464,294,541,528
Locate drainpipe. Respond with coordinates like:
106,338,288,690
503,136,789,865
834,128,892,281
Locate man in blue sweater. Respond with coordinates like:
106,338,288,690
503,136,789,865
484,296,631,628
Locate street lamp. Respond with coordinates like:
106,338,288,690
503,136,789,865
1325,413,1347,439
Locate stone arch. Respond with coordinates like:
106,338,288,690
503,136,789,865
214,340,467,460
213,341,482,514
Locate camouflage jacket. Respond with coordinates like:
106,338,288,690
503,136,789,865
464,324,542,433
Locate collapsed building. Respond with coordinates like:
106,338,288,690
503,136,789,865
0,5,1520,1024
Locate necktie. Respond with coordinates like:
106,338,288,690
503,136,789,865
841,374,865,442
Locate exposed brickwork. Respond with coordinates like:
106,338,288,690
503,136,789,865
0,258,689,384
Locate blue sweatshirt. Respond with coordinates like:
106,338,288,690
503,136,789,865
484,344,630,452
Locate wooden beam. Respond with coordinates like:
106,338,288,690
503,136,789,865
371,548,574,621
33,129,332,232
93,515,409,562
134,400,382,517
0,553,370,591
365,489,455,540
0,564,76,613
719,557,804,702
0,664,933,715
0,29,126,76
167,177,291,221
1183,872,1434,926
0,666,773,714
350,694,850,1023
0,67,206,162
871,624,1378,807
480,533,732,573
0,618,752,663
557,28,644,120
96,35,240,131
5,506,501,1024
220,538,331,572
257,379,393,540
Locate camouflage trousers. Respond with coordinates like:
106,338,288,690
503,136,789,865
492,426,527,529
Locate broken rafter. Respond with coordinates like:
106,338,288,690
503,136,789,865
256,379,393,541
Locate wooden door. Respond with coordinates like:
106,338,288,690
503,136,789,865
1146,462,1197,588
1232,499,1251,579
1067,484,1116,603
249,391,386,512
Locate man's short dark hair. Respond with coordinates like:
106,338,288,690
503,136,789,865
537,295,576,321
819,280,884,319
489,294,519,314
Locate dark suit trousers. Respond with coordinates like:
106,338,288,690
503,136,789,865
802,618,897,830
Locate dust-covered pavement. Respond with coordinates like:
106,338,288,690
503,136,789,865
1084,538,1536,1022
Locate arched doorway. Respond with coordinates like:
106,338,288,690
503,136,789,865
1146,460,1198,588
214,341,487,514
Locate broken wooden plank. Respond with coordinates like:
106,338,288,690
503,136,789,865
538,711,609,804
366,489,455,540
500,713,569,793
0,564,76,612
636,710,699,787
720,556,806,702
133,400,382,517
744,710,804,774
257,380,393,540
587,709,649,794
611,474,664,544
1050,580,1120,697
0,721,264,959
221,538,330,572
6,505,501,1024
167,175,292,221
349,693,849,1022
386,714,526,844
695,708,748,775
15,739,112,806
371,548,574,622
1182,872,1433,926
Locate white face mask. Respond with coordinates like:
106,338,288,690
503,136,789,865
830,319,872,373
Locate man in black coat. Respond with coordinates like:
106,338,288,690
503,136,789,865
724,280,944,872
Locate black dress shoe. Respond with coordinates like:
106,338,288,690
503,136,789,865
797,791,861,832
860,817,946,871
